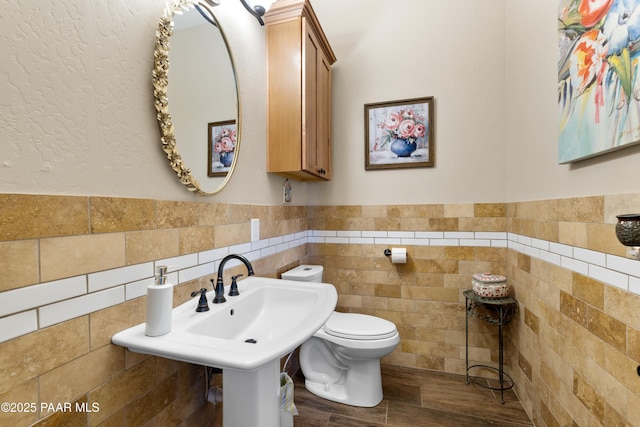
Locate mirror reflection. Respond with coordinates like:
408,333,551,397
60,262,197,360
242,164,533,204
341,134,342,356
155,1,240,195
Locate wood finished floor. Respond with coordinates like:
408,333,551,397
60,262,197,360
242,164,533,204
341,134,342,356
291,365,534,427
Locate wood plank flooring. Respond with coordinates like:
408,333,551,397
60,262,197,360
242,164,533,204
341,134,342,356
291,365,533,427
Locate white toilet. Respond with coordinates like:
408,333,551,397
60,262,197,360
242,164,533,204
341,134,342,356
281,265,400,407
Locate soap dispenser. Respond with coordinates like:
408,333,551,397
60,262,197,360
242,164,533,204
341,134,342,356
145,266,174,337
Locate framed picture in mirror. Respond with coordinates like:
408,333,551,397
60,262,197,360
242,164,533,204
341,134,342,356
208,120,237,177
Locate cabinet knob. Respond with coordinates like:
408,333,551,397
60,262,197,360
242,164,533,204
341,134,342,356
318,168,326,175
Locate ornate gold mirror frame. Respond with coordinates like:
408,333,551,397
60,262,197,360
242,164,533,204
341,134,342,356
153,0,241,196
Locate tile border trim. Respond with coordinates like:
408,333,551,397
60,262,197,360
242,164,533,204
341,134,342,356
2,229,638,343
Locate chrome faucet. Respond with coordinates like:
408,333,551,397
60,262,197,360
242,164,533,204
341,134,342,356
213,254,255,303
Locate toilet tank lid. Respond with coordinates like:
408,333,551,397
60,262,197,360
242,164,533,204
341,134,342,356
281,265,323,282
324,312,397,340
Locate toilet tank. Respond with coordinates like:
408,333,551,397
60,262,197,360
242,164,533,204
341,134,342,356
281,265,323,283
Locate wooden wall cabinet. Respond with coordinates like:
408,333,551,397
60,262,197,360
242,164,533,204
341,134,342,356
264,0,337,181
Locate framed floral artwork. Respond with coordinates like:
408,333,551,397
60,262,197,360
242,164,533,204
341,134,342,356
207,120,237,177
364,97,434,170
558,0,640,163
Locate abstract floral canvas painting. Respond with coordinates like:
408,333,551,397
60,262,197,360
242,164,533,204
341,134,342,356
558,0,640,163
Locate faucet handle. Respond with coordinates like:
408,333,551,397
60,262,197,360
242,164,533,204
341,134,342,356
229,274,243,297
190,288,210,312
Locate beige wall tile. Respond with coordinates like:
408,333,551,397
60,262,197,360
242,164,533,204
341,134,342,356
415,204,444,218
530,260,572,294
155,381,210,426
572,323,605,366
604,193,640,224
573,273,604,310
587,307,627,353
604,346,640,398
444,203,474,218
214,223,250,248
572,196,604,223
0,240,39,291
40,344,124,404
124,374,178,426
337,294,362,309
227,204,253,223
475,203,507,217
0,194,89,241
628,389,640,425
90,298,146,349
0,379,38,427
524,308,540,335
560,291,588,328
547,198,573,221
90,197,156,233
88,357,155,426
373,217,401,231
283,205,306,220
516,200,550,221
361,205,387,218
0,317,89,394
374,283,401,298
178,226,215,254
36,396,89,426
387,205,415,218
334,205,363,218
125,229,179,265
199,202,229,226
604,287,640,331
40,233,125,282
326,217,373,231
559,221,588,247
536,220,560,242
588,223,626,256
459,216,507,232
157,201,200,229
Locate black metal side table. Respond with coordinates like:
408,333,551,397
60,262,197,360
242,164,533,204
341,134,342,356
464,289,516,403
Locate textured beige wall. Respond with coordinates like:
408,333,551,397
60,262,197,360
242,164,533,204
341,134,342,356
0,0,301,204
3,0,639,205
310,0,509,205
504,0,640,202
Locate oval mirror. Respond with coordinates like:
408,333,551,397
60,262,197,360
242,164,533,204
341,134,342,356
153,0,240,195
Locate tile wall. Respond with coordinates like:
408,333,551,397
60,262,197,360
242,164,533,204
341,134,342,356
304,196,640,426
0,194,307,426
506,196,640,426
1,193,639,426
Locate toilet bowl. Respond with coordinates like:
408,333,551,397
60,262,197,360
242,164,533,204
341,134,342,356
281,265,400,407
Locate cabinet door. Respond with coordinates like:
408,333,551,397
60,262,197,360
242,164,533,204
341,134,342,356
303,21,331,179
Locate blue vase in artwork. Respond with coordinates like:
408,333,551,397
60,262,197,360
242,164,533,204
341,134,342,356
390,138,417,157
220,151,234,167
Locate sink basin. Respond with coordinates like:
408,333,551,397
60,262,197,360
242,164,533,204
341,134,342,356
113,275,337,427
112,276,338,371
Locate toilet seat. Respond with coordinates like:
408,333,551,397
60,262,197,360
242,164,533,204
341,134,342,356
323,312,397,340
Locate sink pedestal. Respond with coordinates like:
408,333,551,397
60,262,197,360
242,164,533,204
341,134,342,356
223,360,281,427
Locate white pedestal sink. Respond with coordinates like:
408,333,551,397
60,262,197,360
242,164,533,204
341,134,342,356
112,276,337,427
